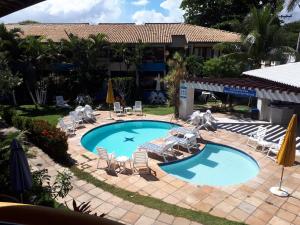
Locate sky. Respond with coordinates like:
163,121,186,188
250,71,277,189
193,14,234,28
0,0,299,24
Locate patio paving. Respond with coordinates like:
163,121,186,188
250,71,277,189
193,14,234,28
37,110,300,224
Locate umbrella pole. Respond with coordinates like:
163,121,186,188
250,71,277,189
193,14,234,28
279,166,285,190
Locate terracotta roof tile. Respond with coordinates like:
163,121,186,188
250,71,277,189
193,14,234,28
5,23,240,43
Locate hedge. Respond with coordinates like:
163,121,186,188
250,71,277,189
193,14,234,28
1,108,69,163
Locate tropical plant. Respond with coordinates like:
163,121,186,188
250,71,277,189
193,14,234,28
0,59,22,105
215,4,295,68
202,57,243,78
165,52,189,117
185,55,203,77
112,77,135,106
129,40,147,87
70,199,105,217
181,0,283,31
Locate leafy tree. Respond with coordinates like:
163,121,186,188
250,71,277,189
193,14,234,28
129,40,147,87
185,55,203,77
215,4,295,68
180,0,283,31
165,52,189,118
0,59,22,105
112,77,135,105
202,57,243,78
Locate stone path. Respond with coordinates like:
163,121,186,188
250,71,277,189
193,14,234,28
28,146,203,225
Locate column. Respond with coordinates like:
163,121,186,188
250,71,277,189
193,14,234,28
257,98,270,121
179,82,194,119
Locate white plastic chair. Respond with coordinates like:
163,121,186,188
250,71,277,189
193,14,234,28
266,136,285,160
96,147,115,171
133,101,143,115
247,126,267,148
113,102,123,116
138,141,176,162
58,118,75,135
56,96,70,108
69,111,83,128
132,150,150,173
166,133,198,153
199,112,217,131
83,105,96,121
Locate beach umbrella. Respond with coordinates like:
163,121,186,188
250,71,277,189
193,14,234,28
155,73,161,91
270,114,297,197
10,139,33,202
106,78,115,119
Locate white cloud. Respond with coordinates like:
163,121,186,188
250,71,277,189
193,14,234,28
132,0,184,24
132,0,149,6
0,0,123,24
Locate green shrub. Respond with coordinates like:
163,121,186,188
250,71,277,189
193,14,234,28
1,107,16,125
6,110,69,163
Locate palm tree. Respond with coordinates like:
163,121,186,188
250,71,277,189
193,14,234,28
216,4,295,68
129,39,146,87
165,52,188,118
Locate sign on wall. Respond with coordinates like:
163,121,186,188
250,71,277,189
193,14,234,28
223,87,256,97
180,86,187,99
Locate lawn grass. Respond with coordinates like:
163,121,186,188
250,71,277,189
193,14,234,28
143,105,174,115
14,105,69,126
70,166,245,225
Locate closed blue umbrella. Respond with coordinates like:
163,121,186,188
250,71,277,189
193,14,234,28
10,139,32,201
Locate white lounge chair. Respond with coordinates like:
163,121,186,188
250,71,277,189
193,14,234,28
169,125,201,138
166,133,198,153
58,118,75,135
97,147,116,171
69,111,83,128
132,150,150,173
83,105,96,121
266,136,285,160
138,141,176,162
247,126,267,148
114,102,123,116
133,101,143,115
187,111,203,125
56,96,71,108
200,112,217,131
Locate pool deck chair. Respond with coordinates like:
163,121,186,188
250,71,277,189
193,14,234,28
247,126,267,148
83,105,96,122
97,147,116,172
169,126,201,138
58,118,75,135
166,133,198,153
132,150,150,174
133,101,143,115
113,102,123,116
69,111,83,128
56,96,71,108
138,141,176,162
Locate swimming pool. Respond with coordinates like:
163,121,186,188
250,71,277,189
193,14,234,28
160,143,259,186
81,120,179,157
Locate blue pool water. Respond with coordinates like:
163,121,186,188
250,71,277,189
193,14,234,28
160,143,259,186
81,120,179,157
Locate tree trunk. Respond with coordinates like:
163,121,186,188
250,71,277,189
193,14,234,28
25,81,37,106
12,90,17,106
135,70,139,87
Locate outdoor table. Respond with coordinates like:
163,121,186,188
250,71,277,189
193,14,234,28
116,156,131,174
124,107,133,115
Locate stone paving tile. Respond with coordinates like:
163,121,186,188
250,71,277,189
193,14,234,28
121,211,141,224
107,207,127,220
172,217,191,225
135,216,156,225
268,216,291,225
157,213,175,224
143,208,160,219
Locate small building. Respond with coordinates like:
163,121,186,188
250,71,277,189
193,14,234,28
179,62,300,125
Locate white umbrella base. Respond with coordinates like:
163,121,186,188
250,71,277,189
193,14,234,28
270,186,289,197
